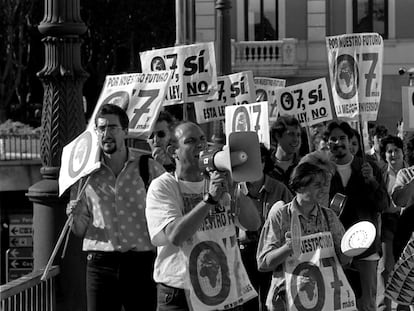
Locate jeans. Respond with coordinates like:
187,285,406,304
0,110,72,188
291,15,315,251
86,250,156,311
157,283,189,311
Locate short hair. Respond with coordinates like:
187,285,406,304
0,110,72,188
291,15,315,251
157,110,173,125
289,162,328,193
371,124,388,139
299,150,336,176
271,115,301,141
379,135,403,162
94,104,129,129
324,121,354,139
404,133,414,166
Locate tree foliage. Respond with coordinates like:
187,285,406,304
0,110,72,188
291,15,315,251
0,0,176,124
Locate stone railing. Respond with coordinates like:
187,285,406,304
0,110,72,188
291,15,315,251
0,134,41,161
232,38,298,76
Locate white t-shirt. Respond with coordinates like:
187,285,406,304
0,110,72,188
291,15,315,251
146,172,204,288
336,160,352,187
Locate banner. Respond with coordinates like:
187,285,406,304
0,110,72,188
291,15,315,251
225,101,270,149
140,42,217,105
285,232,356,311
88,72,172,139
181,194,257,310
385,234,414,305
272,78,333,127
402,86,414,131
326,33,383,121
58,128,101,196
254,77,286,120
195,71,256,124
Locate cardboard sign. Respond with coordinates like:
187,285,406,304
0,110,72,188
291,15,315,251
285,232,356,311
225,101,270,149
140,42,217,105
59,128,101,196
402,86,414,131
326,33,383,121
272,78,333,126
195,71,256,124
254,77,286,120
181,193,257,310
88,72,172,138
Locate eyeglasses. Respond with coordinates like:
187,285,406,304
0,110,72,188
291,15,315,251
95,125,123,135
148,130,166,139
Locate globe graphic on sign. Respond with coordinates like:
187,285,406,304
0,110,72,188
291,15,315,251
198,249,222,296
297,269,318,307
73,137,88,172
337,58,356,94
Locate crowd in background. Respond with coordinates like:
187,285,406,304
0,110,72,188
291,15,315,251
67,104,414,311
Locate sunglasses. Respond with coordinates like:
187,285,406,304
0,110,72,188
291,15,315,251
148,130,166,139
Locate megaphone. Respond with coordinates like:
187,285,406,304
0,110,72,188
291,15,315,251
199,131,263,182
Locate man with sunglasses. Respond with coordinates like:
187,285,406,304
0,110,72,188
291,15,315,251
66,104,164,311
147,110,176,172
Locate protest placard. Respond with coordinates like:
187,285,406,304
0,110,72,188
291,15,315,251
326,33,383,121
88,72,172,139
59,128,101,196
254,77,286,120
272,78,333,127
140,42,217,105
402,86,414,131
285,232,356,311
225,101,270,149
194,71,256,124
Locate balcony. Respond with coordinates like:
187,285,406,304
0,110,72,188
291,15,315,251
231,38,299,77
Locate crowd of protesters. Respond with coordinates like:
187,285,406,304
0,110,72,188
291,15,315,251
67,104,414,311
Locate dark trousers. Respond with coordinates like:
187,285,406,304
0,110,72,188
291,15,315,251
240,242,272,311
86,250,156,311
156,283,244,311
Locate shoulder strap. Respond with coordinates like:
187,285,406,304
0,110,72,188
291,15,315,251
139,154,151,190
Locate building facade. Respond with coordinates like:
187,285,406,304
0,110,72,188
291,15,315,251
194,0,414,133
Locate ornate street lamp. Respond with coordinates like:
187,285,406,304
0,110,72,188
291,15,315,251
27,0,88,309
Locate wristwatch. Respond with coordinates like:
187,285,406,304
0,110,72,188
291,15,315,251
203,193,218,205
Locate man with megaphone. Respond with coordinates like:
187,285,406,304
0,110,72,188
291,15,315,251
145,121,262,311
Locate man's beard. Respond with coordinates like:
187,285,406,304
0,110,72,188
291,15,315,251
101,141,117,154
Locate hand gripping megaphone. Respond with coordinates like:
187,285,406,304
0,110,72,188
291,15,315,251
199,131,263,182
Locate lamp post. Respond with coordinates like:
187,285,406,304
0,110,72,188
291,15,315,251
212,0,232,146
27,0,88,309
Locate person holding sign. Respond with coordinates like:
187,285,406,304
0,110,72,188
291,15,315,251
145,122,261,311
66,104,164,311
257,162,350,311
327,121,389,311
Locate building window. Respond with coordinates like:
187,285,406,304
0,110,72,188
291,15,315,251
353,0,388,38
244,0,278,41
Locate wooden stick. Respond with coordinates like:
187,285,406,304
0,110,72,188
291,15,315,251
41,215,73,281
41,176,90,281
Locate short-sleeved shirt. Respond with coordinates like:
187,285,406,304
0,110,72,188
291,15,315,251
256,198,345,291
239,175,293,244
72,148,164,252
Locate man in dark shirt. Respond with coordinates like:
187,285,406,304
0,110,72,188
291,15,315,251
326,121,389,311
